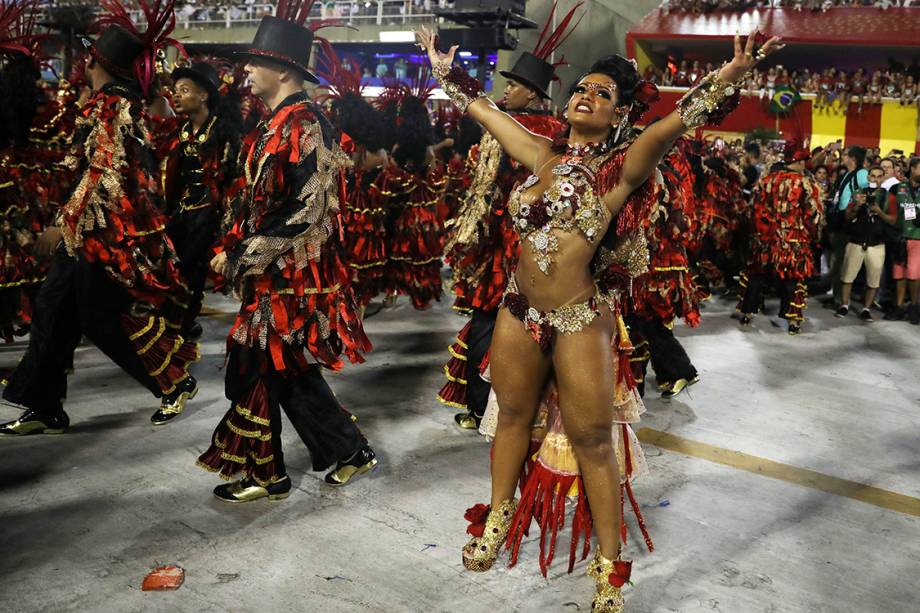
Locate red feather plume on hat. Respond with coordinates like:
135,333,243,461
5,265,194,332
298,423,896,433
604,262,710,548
315,39,363,100
94,0,187,96
0,0,42,60
532,1,585,76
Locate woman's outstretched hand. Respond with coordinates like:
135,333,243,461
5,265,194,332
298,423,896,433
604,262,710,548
718,28,786,84
415,25,458,70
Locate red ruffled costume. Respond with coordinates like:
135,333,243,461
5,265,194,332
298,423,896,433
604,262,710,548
340,138,390,307
632,139,702,328
737,169,823,322
198,94,371,484
60,84,199,394
382,161,447,310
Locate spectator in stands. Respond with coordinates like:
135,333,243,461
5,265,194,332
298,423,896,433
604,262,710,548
375,57,389,79
836,167,892,321
394,57,408,80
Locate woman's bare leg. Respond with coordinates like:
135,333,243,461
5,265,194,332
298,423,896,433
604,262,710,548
488,307,553,507
553,313,623,559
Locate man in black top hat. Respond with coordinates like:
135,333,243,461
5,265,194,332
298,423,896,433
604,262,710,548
163,61,242,340
197,12,378,503
0,25,200,436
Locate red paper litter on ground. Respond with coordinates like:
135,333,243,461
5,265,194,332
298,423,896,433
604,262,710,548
141,565,185,591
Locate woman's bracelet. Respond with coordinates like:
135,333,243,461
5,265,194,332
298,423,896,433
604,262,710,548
432,62,486,113
676,70,743,129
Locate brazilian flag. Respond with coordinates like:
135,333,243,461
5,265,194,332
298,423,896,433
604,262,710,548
770,85,801,114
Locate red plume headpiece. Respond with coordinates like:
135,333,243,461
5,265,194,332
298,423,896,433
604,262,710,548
0,0,41,60
94,0,186,96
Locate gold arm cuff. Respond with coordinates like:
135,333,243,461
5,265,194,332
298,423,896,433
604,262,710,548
676,71,739,129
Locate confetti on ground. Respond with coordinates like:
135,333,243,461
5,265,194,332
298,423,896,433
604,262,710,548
141,565,185,591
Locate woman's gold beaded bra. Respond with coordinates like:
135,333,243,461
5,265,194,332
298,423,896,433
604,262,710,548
508,144,613,275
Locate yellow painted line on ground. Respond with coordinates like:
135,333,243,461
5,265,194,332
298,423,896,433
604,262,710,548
637,428,920,518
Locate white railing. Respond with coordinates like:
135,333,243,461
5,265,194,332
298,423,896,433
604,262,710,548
39,0,440,28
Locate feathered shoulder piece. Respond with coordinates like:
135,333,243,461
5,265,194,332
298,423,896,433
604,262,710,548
95,0,186,95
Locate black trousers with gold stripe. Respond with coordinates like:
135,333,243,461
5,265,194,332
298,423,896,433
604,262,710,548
3,246,161,418
225,345,367,475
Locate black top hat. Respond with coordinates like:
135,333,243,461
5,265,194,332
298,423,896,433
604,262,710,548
82,26,144,80
500,52,555,100
236,16,319,84
172,62,222,107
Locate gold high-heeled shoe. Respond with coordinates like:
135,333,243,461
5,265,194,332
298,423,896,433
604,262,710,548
586,547,632,612
461,498,517,572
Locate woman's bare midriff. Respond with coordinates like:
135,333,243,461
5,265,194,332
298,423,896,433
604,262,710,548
514,229,604,312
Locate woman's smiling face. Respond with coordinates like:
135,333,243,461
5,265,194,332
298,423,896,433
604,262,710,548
565,73,620,135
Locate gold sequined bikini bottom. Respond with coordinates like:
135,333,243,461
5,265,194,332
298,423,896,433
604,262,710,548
500,276,615,352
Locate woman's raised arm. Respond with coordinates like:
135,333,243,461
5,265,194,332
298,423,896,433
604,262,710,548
608,30,784,207
416,26,554,172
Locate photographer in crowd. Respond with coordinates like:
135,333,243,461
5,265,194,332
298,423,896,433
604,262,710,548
836,166,896,321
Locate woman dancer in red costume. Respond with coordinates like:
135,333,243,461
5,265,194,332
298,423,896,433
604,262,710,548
417,25,784,611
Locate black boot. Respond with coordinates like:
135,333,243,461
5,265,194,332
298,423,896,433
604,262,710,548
0,409,70,436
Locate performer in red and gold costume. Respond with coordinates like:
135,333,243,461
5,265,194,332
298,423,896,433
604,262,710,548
418,24,784,611
438,4,571,430
1,6,201,436
315,42,390,309
197,2,377,502
378,76,448,310
737,144,824,335
0,0,50,343
630,137,702,399
161,60,243,339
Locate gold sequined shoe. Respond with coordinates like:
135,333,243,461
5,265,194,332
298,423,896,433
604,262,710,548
324,445,378,486
586,548,632,613
213,475,291,503
151,376,198,425
461,498,517,572
454,412,478,430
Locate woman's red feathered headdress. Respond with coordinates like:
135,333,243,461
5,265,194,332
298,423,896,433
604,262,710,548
94,0,186,96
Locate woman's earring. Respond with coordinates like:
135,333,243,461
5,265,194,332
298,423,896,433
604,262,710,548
613,105,631,143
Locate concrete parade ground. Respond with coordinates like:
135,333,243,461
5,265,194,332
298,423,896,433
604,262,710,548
0,290,918,613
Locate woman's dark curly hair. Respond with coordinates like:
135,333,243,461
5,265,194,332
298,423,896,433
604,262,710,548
332,91,385,152
454,113,482,159
393,96,434,170
556,55,643,150
0,54,42,148
568,55,641,110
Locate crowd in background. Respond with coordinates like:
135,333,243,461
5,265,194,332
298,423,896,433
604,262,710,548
642,61,920,112
660,0,919,13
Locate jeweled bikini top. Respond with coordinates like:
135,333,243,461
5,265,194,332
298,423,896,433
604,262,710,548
508,142,613,275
